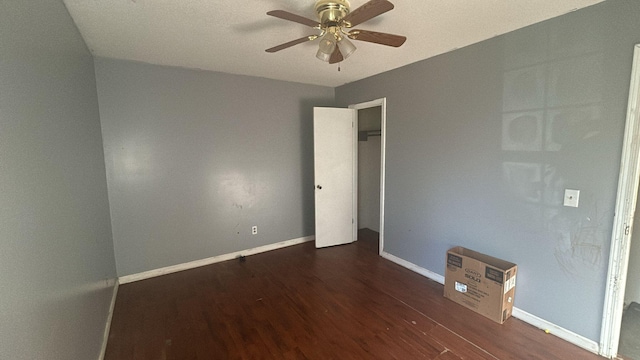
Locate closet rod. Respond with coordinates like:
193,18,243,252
358,130,381,141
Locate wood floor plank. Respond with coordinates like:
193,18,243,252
105,229,605,359
428,325,498,360
434,349,464,360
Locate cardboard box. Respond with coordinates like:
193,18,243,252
443,246,517,324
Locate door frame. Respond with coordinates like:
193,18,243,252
600,44,640,358
349,98,387,254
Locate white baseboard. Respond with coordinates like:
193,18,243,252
381,251,445,284
380,251,600,355
98,279,119,360
119,236,315,284
511,307,600,354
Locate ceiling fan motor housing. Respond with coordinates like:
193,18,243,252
314,0,350,25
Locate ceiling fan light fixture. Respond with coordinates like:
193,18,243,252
337,36,356,59
318,32,337,54
316,48,332,62
316,31,337,61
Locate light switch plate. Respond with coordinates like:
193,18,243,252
564,189,580,207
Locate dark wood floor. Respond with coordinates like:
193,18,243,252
105,229,604,359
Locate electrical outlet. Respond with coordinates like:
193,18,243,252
251,226,258,235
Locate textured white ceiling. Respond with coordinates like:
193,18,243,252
63,0,604,87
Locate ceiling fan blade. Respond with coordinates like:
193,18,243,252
348,29,406,47
329,47,344,64
266,35,318,53
267,10,320,28
341,0,394,28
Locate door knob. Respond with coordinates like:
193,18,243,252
316,185,322,189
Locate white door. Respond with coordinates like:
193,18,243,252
314,107,355,248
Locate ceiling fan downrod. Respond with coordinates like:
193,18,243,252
314,0,350,25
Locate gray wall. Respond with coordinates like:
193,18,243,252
95,58,335,276
337,0,640,342
0,1,117,359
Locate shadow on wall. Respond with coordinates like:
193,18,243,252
499,17,609,280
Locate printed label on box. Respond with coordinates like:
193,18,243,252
485,266,504,284
504,275,517,294
455,281,467,293
447,254,463,268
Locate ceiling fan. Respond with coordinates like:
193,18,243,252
265,0,406,64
